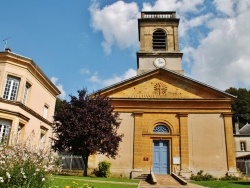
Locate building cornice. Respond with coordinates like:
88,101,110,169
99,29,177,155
0,108,30,122
0,52,61,97
0,98,52,126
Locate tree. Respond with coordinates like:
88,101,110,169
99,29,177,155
225,87,250,127
52,89,123,176
55,97,63,112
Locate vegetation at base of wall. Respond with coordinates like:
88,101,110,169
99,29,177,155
191,170,243,182
220,174,242,181
0,143,61,188
190,170,216,181
94,161,111,177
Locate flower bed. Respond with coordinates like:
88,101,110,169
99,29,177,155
0,144,60,188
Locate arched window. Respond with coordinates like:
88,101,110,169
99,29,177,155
152,29,166,50
153,124,169,133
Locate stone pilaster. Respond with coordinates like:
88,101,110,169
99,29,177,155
222,113,240,176
178,113,191,178
133,112,143,170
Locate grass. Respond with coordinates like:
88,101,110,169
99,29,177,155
191,180,250,188
50,175,139,188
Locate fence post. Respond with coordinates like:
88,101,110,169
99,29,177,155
70,155,73,170
246,160,250,175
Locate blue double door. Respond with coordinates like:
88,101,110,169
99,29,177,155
153,140,170,174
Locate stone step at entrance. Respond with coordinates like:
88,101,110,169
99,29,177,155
139,174,182,187
138,174,207,188
135,174,151,181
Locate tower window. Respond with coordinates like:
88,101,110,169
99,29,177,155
153,29,166,50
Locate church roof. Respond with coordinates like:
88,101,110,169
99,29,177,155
90,68,235,100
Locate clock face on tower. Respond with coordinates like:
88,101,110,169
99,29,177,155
154,58,166,68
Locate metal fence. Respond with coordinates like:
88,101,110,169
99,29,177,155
60,155,85,170
236,160,250,174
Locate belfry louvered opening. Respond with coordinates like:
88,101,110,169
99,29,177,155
153,29,166,50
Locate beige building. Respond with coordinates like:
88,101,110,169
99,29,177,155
234,123,250,158
0,49,60,149
91,11,239,178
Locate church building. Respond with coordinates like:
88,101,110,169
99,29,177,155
91,11,238,178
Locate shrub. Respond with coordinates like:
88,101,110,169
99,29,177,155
94,161,111,177
190,170,217,181
220,173,242,181
0,143,60,188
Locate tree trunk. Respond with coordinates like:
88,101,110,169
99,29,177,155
82,153,89,177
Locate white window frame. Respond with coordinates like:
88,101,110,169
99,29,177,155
0,119,11,144
240,141,247,151
17,123,24,144
22,83,31,104
43,105,49,119
40,132,46,150
3,75,20,101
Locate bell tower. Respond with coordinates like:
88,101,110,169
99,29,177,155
137,11,183,75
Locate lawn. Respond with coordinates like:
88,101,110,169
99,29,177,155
50,175,139,188
191,180,250,188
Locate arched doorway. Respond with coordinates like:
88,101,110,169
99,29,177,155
152,124,170,174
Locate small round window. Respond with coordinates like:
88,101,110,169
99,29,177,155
153,124,169,133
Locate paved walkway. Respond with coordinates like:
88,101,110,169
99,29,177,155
138,175,207,188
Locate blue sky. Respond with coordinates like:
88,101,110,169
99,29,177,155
1,0,250,100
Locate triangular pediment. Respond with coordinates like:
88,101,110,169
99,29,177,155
109,77,201,98
93,69,234,100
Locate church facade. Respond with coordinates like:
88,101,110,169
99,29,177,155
90,11,238,178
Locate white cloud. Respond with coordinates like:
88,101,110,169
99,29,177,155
103,68,137,86
179,13,213,38
50,77,66,100
213,0,235,17
89,72,101,83
190,7,250,90
89,68,136,87
80,68,90,75
89,1,139,54
188,14,213,28
142,0,204,13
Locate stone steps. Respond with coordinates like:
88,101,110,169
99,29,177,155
139,174,182,187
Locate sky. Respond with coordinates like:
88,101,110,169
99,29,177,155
1,0,250,100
